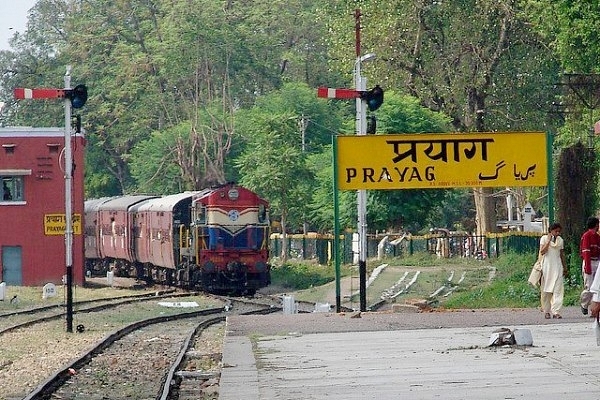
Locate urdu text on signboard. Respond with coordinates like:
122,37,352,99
336,132,547,190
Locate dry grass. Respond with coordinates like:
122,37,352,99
0,281,151,313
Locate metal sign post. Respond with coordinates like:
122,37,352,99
355,54,369,312
64,66,74,333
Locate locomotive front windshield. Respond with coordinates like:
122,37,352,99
192,188,269,251
205,207,268,250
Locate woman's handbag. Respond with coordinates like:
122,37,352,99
528,257,543,287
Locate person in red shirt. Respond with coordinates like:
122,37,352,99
580,216,600,315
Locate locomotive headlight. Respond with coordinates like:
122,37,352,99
228,188,239,200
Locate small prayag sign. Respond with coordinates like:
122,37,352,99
335,132,547,190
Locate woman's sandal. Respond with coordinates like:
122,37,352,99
544,313,551,319
552,314,562,319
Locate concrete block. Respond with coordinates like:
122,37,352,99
513,328,533,346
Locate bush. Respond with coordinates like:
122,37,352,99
270,262,335,290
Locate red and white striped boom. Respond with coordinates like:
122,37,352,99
14,88,67,100
317,87,361,99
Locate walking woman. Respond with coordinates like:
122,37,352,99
539,222,567,319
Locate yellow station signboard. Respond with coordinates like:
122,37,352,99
44,213,82,235
336,132,547,190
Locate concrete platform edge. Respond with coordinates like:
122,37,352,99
219,335,259,400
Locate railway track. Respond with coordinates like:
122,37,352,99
161,304,280,400
21,297,281,400
0,288,196,336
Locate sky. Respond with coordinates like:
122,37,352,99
0,0,38,51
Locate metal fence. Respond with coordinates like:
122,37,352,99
269,231,542,265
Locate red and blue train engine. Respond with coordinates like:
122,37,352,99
185,185,271,295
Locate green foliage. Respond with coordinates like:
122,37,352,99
235,109,311,233
235,83,344,232
444,252,580,308
129,124,190,194
325,0,559,132
524,0,600,73
254,82,344,154
376,92,452,134
84,134,123,198
429,189,477,233
0,0,597,239
270,262,335,290
306,149,356,231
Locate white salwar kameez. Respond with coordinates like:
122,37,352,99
539,234,564,315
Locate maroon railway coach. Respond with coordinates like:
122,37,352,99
88,195,158,274
132,191,202,283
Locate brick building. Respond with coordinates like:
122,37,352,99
0,127,85,286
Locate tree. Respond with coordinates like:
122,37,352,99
524,1,600,74
65,0,337,195
0,0,347,200
324,0,561,234
525,0,600,238
0,0,70,128
236,111,312,261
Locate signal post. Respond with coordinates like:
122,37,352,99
317,10,383,313
14,67,88,332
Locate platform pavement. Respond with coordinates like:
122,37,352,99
219,313,600,400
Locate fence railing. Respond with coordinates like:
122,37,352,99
269,231,542,265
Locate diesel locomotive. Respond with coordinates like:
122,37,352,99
84,183,271,295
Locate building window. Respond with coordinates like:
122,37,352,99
2,176,24,201
2,144,16,154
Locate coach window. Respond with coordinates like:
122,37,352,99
1,176,24,202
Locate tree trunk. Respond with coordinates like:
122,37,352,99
473,187,497,236
280,210,288,263
556,143,599,278
469,87,498,235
